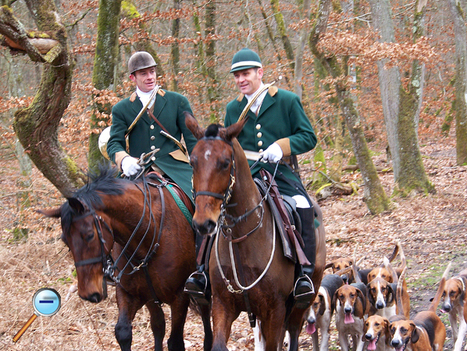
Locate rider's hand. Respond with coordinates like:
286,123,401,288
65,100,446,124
121,156,142,177
261,143,283,163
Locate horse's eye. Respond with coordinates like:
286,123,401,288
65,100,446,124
221,159,230,170
85,232,95,242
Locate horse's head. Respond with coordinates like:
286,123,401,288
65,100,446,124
40,166,122,303
185,113,247,235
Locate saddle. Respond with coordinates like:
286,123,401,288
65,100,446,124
254,169,310,266
146,171,194,222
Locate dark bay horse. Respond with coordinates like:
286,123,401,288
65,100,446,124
185,115,326,351
40,166,212,351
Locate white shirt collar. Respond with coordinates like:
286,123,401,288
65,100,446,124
245,82,267,115
136,86,157,108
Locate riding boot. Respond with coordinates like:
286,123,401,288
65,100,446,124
184,234,211,305
293,206,317,309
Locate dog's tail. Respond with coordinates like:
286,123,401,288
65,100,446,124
428,262,451,313
388,241,400,262
396,266,407,315
384,256,399,283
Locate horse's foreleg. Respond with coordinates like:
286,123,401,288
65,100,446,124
165,292,190,351
198,302,213,351
211,295,239,351
144,300,165,351
115,287,143,351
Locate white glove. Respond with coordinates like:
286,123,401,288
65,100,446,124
121,156,142,177
261,143,283,163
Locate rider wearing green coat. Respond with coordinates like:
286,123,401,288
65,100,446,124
106,51,197,199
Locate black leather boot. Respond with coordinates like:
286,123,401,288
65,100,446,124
293,206,317,309
184,234,211,305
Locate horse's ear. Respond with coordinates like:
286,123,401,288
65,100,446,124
68,197,87,214
185,112,205,140
225,117,248,141
37,207,62,218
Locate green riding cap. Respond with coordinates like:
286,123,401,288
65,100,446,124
230,48,262,73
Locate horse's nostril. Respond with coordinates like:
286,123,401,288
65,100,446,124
193,219,216,235
87,293,102,303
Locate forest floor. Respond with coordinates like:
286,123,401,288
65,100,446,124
0,136,466,350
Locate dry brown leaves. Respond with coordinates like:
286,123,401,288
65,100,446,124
0,139,465,350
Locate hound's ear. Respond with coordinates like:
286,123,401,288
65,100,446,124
410,323,419,344
318,294,326,316
386,284,395,304
383,319,391,344
357,288,366,312
325,262,333,270
184,112,205,140
367,284,376,306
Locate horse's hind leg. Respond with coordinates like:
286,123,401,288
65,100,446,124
145,300,166,351
166,292,190,351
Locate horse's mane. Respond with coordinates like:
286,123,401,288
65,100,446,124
60,163,125,235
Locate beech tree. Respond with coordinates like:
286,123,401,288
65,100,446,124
0,0,86,197
89,0,122,170
309,0,390,214
368,0,435,195
448,0,467,166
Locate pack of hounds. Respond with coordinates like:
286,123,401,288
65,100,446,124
305,241,467,350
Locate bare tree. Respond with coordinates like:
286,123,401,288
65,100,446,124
368,0,435,195
448,0,467,165
89,0,122,170
309,0,390,214
0,0,86,197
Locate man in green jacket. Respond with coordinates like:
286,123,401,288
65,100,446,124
225,48,318,308
107,51,197,199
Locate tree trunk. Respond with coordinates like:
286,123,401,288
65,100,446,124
309,0,390,214
270,0,295,73
205,0,218,122
89,0,122,170
448,0,467,165
170,0,181,92
1,1,86,197
369,0,434,195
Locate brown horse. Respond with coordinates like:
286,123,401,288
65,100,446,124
39,166,212,351
185,115,326,351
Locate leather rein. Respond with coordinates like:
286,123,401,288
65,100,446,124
71,176,167,303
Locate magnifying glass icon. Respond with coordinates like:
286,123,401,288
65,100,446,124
13,288,61,343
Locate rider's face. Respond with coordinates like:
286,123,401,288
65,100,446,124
130,67,157,92
233,68,263,96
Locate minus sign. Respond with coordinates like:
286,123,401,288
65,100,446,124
39,300,54,303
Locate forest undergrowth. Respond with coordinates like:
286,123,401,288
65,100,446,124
0,137,465,350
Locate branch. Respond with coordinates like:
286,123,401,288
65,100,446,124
0,5,58,60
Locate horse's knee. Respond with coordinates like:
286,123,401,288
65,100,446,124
115,319,132,351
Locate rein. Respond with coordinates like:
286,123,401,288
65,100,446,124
72,176,167,303
193,135,281,294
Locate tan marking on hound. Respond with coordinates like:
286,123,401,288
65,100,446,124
334,284,367,351
389,270,446,351
440,267,467,351
363,315,391,351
